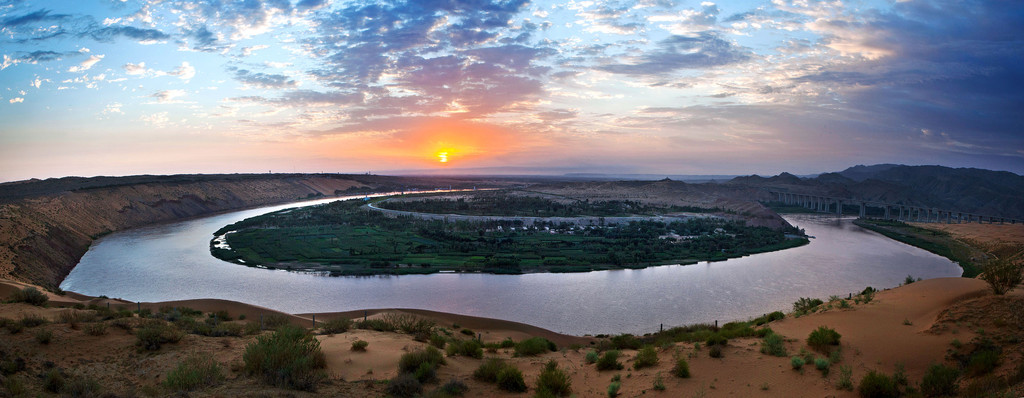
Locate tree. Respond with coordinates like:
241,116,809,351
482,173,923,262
981,256,1023,295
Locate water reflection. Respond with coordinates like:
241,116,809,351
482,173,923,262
62,202,962,335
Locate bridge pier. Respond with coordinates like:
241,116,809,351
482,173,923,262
859,202,866,218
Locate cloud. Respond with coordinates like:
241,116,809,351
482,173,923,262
597,33,749,75
85,25,170,43
231,68,296,89
68,54,103,72
150,89,186,103
9,97,25,103
167,62,196,81
1,9,69,27
123,62,148,75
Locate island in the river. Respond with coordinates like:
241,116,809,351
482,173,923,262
210,190,808,275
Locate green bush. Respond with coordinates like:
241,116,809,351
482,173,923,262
18,314,47,328
399,346,445,383
585,350,599,364
212,322,245,337
807,326,841,352
496,366,527,393
790,356,805,370
858,370,898,398
709,345,723,358
653,372,666,391
793,297,823,313
535,360,572,397
164,354,224,392
610,334,642,350
242,324,327,390
11,287,48,306
135,321,184,350
387,373,423,398
966,348,1000,376
446,339,483,358
837,365,853,390
500,337,516,348
920,363,959,397
672,357,691,378
351,340,369,351
633,345,659,370
760,332,787,357
43,369,65,393
515,337,556,357
980,257,1023,295
607,381,621,398
596,350,623,371
34,329,53,344
319,318,352,334
815,357,830,376
473,358,508,382
437,378,468,396
704,334,727,346
429,333,447,349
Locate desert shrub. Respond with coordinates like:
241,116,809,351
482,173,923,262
111,317,136,331
963,375,1007,398
164,353,224,392
815,357,831,376
319,318,352,334
500,337,516,348
351,340,369,351
460,328,475,336
920,363,959,397
837,365,854,391
210,310,232,321
596,350,623,371
85,322,108,336
760,332,787,357
791,356,805,370
793,297,823,313
980,257,1023,295
399,346,445,383
904,275,916,285
429,333,447,349
43,368,65,392
704,333,727,346
634,345,659,369
35,329,53,344
11,287,48,306
709,345,723,358
653,372,666,391
753,311,785,325
807,326,841,352
892,363,908,387
387,373,423,398
135,322,184,350
966,347,1000,376
242,324,327,390
473,358,507,383
610,334,642,350
585,351,599,364
212,322,245,337
18,313,47,328
356,318,396,332
381,313,436,335
607,381,621,398
535,360,571,397
838,299,851,309
63,376,102,397
434,378,468,396
58,310,96,326
3,318,23,334
515,337,556,357
497,366,527,393
446,339,483,359
672,357,691,378
262,313,292,330
858,370,898,398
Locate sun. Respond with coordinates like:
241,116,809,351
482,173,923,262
437,151,449,163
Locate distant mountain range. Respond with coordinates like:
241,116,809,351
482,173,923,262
728,164,1024,219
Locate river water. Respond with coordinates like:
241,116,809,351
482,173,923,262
61,196,962,335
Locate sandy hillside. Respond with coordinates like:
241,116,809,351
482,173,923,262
1,275,1021,397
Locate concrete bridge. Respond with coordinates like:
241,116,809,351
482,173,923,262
766,190,1021,224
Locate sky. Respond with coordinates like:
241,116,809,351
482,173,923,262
1,0,1022,182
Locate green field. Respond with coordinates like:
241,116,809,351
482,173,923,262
211,197,807,275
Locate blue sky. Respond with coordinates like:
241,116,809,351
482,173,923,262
1,0,1022,181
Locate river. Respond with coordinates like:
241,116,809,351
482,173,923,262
60,195,962,335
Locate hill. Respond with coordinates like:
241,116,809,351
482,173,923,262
729,165,1024,219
